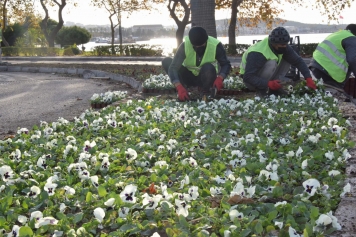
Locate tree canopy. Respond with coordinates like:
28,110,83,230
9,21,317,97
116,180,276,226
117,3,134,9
55,25,91,47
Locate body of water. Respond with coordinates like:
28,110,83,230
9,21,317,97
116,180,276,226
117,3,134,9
83,33,331,56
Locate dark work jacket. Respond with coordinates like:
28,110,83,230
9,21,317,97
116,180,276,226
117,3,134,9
243,44,312,90
168,42,231,84
309,36,356,82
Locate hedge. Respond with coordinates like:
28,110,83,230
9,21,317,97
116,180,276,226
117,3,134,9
0,43,318,57
0,47,61,56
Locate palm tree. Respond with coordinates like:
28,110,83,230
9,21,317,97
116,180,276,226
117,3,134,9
190,0,217,37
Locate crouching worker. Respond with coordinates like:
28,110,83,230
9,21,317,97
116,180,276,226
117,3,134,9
309,24,356,97
240,26,316,97
162,26,231,101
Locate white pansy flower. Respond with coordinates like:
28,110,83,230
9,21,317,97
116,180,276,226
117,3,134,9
229,209,244,221
303,178,320,196
120,184,137,203
328,170,340,176
59,203,67,213
296,146,303,157
93,207,105,223
35,217,58,228
18,215,28,224
44,182,58,196
301,159,308,169
119,207,130,219
325,151,334,160
125,148,138,161
175,199,190,217
274,201,287,207
27,186,41,198
340,183,351,197
288,226,303,237
63,186,75,195
104,198,115,207
275,221,283,229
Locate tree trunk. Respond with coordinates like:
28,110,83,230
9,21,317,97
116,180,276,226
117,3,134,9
175,22,186,46
228,0,239,54
109,14,115,55
40,0,66,48
1,0,10,47
191,0,216,37
167,0,191,48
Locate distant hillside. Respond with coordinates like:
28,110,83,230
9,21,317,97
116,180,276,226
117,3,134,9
215,18,347,34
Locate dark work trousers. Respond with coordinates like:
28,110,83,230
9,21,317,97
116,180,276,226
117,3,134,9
310,67,348,90
162,57,217,94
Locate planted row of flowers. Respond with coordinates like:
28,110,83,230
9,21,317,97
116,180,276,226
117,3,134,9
90,91,128,109
0,80,353,237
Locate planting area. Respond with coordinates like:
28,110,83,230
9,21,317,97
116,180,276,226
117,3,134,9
0,68,355,237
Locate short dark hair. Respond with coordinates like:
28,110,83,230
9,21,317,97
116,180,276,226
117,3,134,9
346,24,356,36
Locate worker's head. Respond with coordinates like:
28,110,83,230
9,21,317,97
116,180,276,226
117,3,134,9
269,27,290,54
346,24,356,36
189,26,208,48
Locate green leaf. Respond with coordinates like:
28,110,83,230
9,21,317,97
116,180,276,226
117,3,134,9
310,206,319,220
0,216,7,227
240,229,251,237
22,199,29,210
98,186,107,197
56,212,66,220
150,173,157,182
254,221,263,234
19,226,34,237
119,223,136,232
74,212,84,224
86,192,93,202
272,186,283,197
179,215,189,230
267,210,278,221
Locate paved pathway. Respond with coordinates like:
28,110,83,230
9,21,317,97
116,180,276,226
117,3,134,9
0,72,129,136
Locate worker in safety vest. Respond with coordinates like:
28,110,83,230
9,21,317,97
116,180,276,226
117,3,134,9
309,24,356,94
240,27,316,97
162,26,231,101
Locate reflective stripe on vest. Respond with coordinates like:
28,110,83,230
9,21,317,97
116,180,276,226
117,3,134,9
239,37,282,75
313,30,353,82
183,36,219,76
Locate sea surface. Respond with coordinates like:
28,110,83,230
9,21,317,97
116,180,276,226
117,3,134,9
83,33,331,56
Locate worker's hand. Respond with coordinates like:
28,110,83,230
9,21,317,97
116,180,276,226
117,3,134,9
176,84,190,101
213,75,224,91
268,80,282,90
305,77,317,90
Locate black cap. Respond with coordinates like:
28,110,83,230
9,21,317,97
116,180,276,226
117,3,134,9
268,27,290,44
346,24,356,36
189,26,208,46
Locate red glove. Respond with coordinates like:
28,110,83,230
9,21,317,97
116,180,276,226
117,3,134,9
268,80,282,90
176,84,190,101
213,75,224,91
305,77,317,90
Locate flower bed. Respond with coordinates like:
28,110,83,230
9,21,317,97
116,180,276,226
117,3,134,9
142,74,175,94
0,82,353,236
90,91,128,109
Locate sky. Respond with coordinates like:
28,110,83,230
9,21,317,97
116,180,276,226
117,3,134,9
36,1,356,27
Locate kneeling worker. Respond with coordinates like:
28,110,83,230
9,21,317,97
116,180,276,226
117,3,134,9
240,26,316,97
309,24,356,95
162,26,231,101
